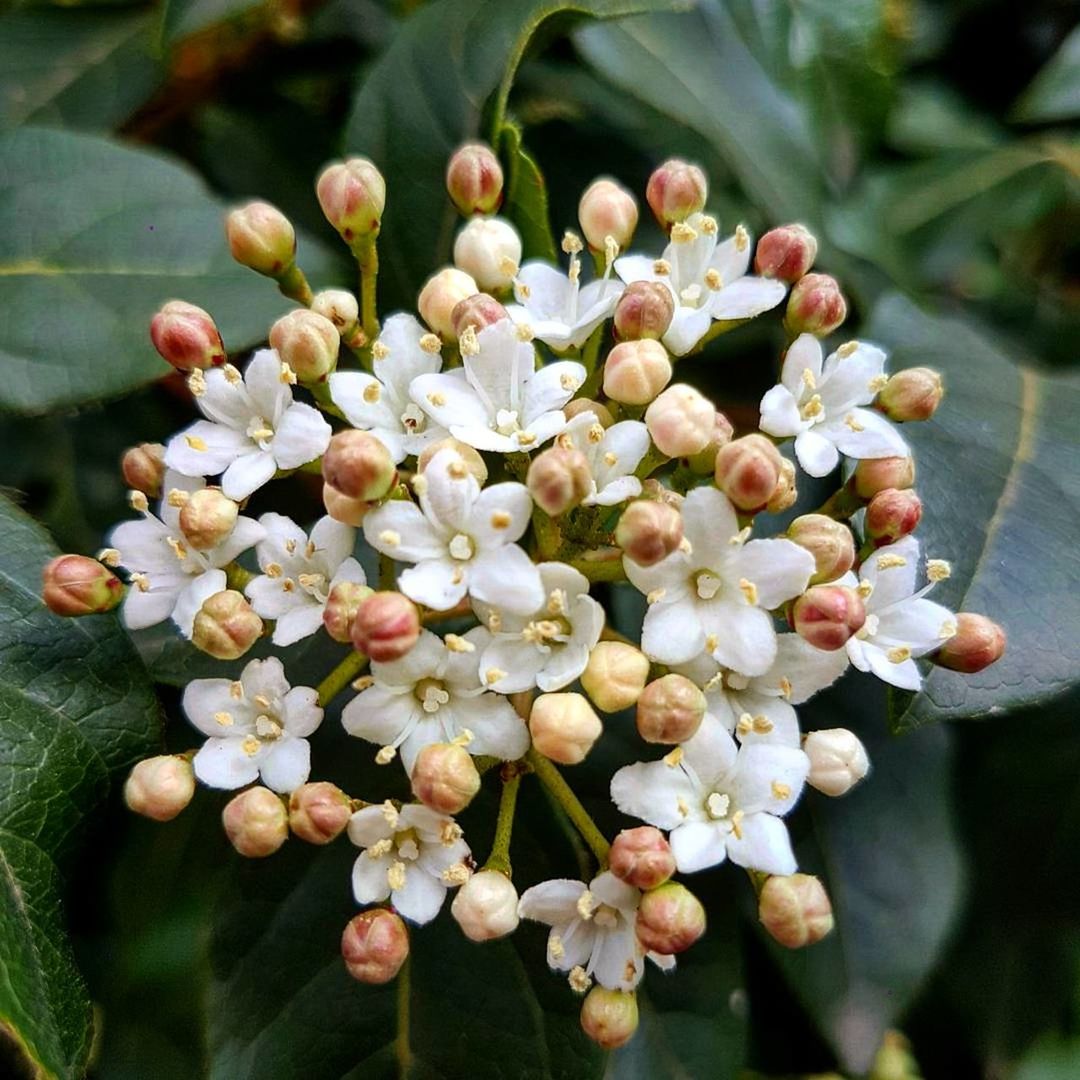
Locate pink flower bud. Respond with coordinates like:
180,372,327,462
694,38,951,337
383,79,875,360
288,781,352,844
410,743,481,814
610,826,676,890
322,483,373,527
222,786,288,858
451,869,520,941
42,554,123,617
322,429,397,502
615,500,684,568
311,289,360,333
636,673,706,744
865,488,923,545
768,458,799,514
451,293,509,339
758,873,834,948
124,755,195,822
853,455,915,499
933,613,1006,674
191,590,263,660
351,591,421,662
453,217,522,291
342,909,409,984
225,201,296,277
804,728,869,796
121,442,166,498
645,384,715,458
686,411,735,474
636,882,706,954
580,987,639,1049
150,300,225,372
269,309,340,383
322,580,374,644
646,159,708,229
603,339,672,405
878,367,944,422
418,267,479,340
446,142,504,216
613,281,675,342
714,434,784,512
785,273,847,336
578,178,639,251
178,488,238,551
791,585,866,651
580,642,650,713
417,438,488,486
316,158,386,244
526,446,592,516
753,223,818,283
786,514,856,585
529,693,603,765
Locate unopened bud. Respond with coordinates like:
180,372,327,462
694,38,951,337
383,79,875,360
714,434,784,512
878,367,944,422
323,429,396,502
615,500,683,567
613,281,675,342
322,483,373,527
529,693,602,765
610,826,676,890
603,339,672,405
787,514,856,584
766,457,798,513
526,446,592,516
646,159,708,229
759,873,833,948
351,591,421,662
453,217,522,291
865,488,923,544
451,869,519,941
323,579,374,643
785,273,847,336
316,158,386,244
342,909,409,984
150,301,225,372
417,438,488,486
640,479,684,509
581,642,650,713
933,613,1006,674
580,987,639,1049
451,293,509,339
645,384,714,458
121,442,166,498
686,411,735,474
124,755,195,822
42,554,123,617
410,742,480,814
418,267,479,340
223,786,287,857
311,289,360,333
636,673,706,744
191,590,263,659
578,178,638,251
288,781,352,844
754,223,818,283
853,455,915,499
269,309,340,383
225,201,296,277
564,398,614,428
792,585,866,651
636,882,706,954
804,728,869,796
178,488,238,551
446,142,504,216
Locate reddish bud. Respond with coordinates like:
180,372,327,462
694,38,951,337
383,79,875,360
178,488,238,551
191,590,263,660
804,728,870,796
124,756,195,822
933,613,1006,674
878,367,944,422
323,579,374,644
636,673,706,744
580,642,650,713
613,281,675,342
223,786,287,858
616,500,684,568
42,554,123,617
342,909,409,984
610,826,676,890
410,742,480,814
580,987,639,1049
787,514,856,584
316,158,386,244
792,585,866,651
785,273,847,336
753,223,818,283
121,442,166,498
418,267,478,340
714,434,784,513
865,488,923,544
529,693,602,765
269,309,340,383
646,159,708,229
603,339,672,405
150,301,225,372
323,429,397,502
526,446,592,516
645,384,715,458
451,293,509,339
351,591,421,662
289,781,352,844
451,869,520,941
853,455,915,499
225,201,296,277
446,142,504,216
578,178,639,252
636,882,706,954
759,873,834,948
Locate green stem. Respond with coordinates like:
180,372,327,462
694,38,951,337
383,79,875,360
532,506,562,561
224,562,255,591
316,649,368,708
307,380,346,420
484,769,521,876
356,238,380,348
526,749,610,864
580,323,605,376
378,552,396,590
685,316,747,356
568,551,626,583
277,262,313,306
815,480,864,520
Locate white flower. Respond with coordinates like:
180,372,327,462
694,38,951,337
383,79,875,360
182,657,322,793
611,720,808,876
165,350,332,500
626,485,814,675
472,562,604,694
244,514,365,646
363,447,544,614
409,319,584,453
517,871,674,991
341,627,529,773
556,411,650,507
328,313,449,463
615,214,786,356
758,334,909,477
349,802,471,925
108,470,264,636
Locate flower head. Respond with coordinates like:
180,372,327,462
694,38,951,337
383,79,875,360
555,411,650,507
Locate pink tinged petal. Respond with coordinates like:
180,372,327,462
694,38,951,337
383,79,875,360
458,693,530,761
711,276,786,320
523,361,587,421
272,403,332,470
794,430,841,477
122,579,182,630
411,371,491,432
245,575,308,620
780,334,823,397
469,546,545,615
681,485,739,558
670,821,729,873
610,761,699,831
759,385,804,438
328,372,400,436
733,744,808,815
877,598,956,656
398,558,468,611
392,868,448,926
818,409,908,461
352,852,394,905
641,596,707,665
590,924,644,991
211,515,266,568
705,601,778,677
281,686,323,737
663,306,713,357
759,634,850,704
862,536,920,610
245,349,292,424
731,538,815,609
183,678,240,736
193,737,261,790
681,718,739,782
172,568,228,638
272,603,325,646
469,482,533,546
725,812,797,876
363,501,446,562
221,451,277,501
518,879,587,925
819,342,888,412
348,805,395,848
342,686,418,746
166,420,249,476
259,737,311,793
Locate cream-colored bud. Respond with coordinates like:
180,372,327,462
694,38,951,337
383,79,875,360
563,398,615,428
615,499,683,567
178,488,238,551
322,580,374,644
578,178,638,251
451,869,520,941
191,590,263,660
635,673,706,744
786,514,856,585
933,613,1006,674
766,457,798,513
418,267,479,340
453,217,522,291
311,288,360,332
225,201,296,277
446,142,504,216
580,987,639,1049
803,728,870,796
410,743,480,814
288,781,352,844
580,642,650,713
714,434,785,512
417,438,488,486
124,756,195,822
269,308,340,383
526,446,592,516
322,483,373,527
316,157,386,244
121,442,167,498
645,384,715,458
323,429,397,502
758,873,834,948
853,455,915,499
341,909,409,984
222,786,288,858
603,339,672,405
529,693,602,765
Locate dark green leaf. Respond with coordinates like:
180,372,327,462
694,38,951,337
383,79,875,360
1016,1037,1080,1080
1011,25,1080,125
499,120,557,263
160,0,267,46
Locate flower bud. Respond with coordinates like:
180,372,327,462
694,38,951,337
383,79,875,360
322,579,374,644
121,442,166,498
311,288,359,333
564,397,615,427
613,281,675,342
453,217,522,291
418,267,478,340
686,411,735,474
288,781,352,844
269,309,340,383
351,591,421,662
150,300,225,372
753,223,818,283
878,367,944,422
932,613,1006,674
615,499,683,568
636,882,706,954
640,479,684,509
178,488,238,551
785,273,847,336
222,786,287,858
603,339,672,405
853,455,915,499
758,873,833,948
766,457,798,514
322,483,373,527
451,869,519,941
123,755,195,822
578,178,639,252
644,384,714,458
410,742,480,814
646,159,707,229
316,158,386,244
446,142,504,216
580,642,650,713
323,429,397,502
580,987,639,1049
451,293,509,339
804,728,869,796
42,555,123,617
417,438,488,486
786,514,856,585
342,909,409,984
526,446,592,516
225,201,296,277
191,590,263,660
865,488,923,545
792,585,866,651
529,693,602,765
714,434,784,513
609,826,676,890
636,673,706,744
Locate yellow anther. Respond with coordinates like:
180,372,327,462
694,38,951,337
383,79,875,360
887,645,912,664
213,711,234,727
444,633,475,653
379,530,401,547
704,268,723,290
375,745,396,765
363,383,381,403
927,559,952,582
734,224,749,251
653,258,671,276
185,435,208,452
371,341,391,360
739,578,758,606
489,511,512,530
663,747,684,768
771,781,791,800
419,333,442,354
876,553,907,570
837,341,859,358
129,490,149,513
427,392,446,407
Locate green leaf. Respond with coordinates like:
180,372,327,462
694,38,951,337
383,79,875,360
0,494,161,1079
0,126,345,415
160,0,268,46
1016,1037,1080,1080
1011,25,1080,125
498,120,557,263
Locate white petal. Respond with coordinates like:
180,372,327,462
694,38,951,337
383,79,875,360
272,403,332,470
411,372,491,433
418,447,479,533
371,628,445,688
662,306,713,356
183,678,243,736
861,537,920,610
374,313,443,391
819,409,909,461
469,482,533,546
221,451,277,501
877,598,956,656
780,334,823,397
479,638,547,694
762,634,850,703
166,420,249,477
348,805,394,848
733,744,808,815
611,760,699,831
280,686,323,737
469,546,545,615
587,475,641,507
590,923,644,991
460,693,530,761
121,579,181,630
681,719,739,782
623,548,690,601
245,575,307,621
864,646,923,690
272,603,325,646
727,691,801,748
536,642,591,693
819,341,887,411
342,686,417,746
794,429,841,477
241,656,290,701
517,879,585,925
705,601,777,677
725,812,797,875
730,539,814,610
710,232,751,284
670,821,728,873
193,737,260,790
211,515,266,567
363,501,446,562
172,568,227,638
109,518,174,574
681,485,739,559
309,515,357,573
392,869,447,925
641,596,706,665
523,361,586,422
590,871,640,914
711,276,786,320
352,852,393,905
514,263,572,318
759,385,804,439
259,738,311,793
244,349,292,424
398,558,468,611
614,253,663,286
328,372,400,442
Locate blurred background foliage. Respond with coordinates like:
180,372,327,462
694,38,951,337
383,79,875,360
0,0,1077,1077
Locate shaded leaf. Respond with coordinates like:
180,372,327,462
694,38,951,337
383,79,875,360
1012,25,1080,125
160,0,268,46
499,120,557,263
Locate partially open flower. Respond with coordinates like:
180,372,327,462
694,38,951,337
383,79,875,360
932,613,1006,674
616,499,684,567
351,591,421,662
178,488,239,551
613,281,675,342
636,882,706,954
579,178,639,252
316,158,386,245
323,579,374,643
792,585,866,651
754,224,817,283
222,786,288,857
451,869,520,941
269,309,340,383
645,159,707,229
581,642,651,713
865,488,923,544
451,293,509,338
121,443,166,498
322,429,397,502
124,756,195,822
225,201,296,277
410,742,481,814
342,909,409,984
758,873,834,948
529,693,603,765
446,142,504,216
150,301,225,372
453,217,522,291
714,434,784,513
580,987,639,1049
786,514,856,584
527,445,592,516
418,267,479,340
289,781,352,844
42,554,123,617
853,455,915,499
603,339,672,405
645,384,715,458
635,673,706,744
191,590,263,659
878,367,944,422
785,273,847,336
609,827,676,890
803,728,870,796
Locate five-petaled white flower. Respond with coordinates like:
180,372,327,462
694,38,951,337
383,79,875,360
409,319,584,453
625,485,814,674
555,411,650,507
363,447,544,614
616,213,786,356
349,802,471,925
165,350,332,500
328,313,449,463
341,627,529,773
182,657,322,793
472,562,604,694
611,720,808,876
517,871,674,992
109,470,264,636
758,334,909,477
245,514,365,646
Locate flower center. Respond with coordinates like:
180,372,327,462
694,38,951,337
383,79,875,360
694,570,723,600
679,282,704,309
856,613,880,640
799,394,824,421
521,618,570,646
296,571,328,602
245,416,275,449
448,533,474,561
415,678,450,714
495,408,521,435
592,903,619,929
706,791,730,820
393,829,421,861
401,402,427,433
